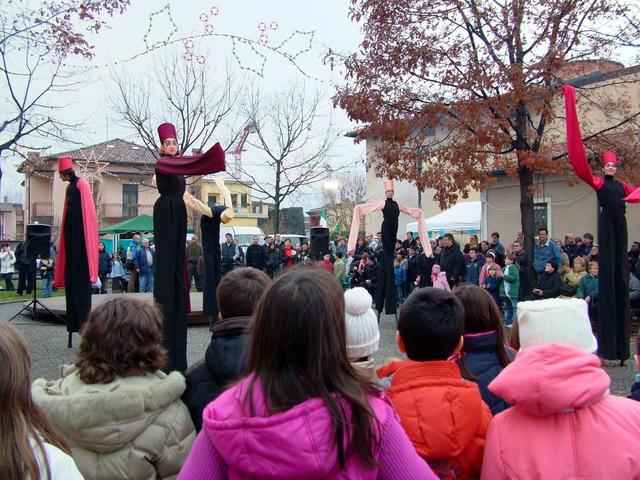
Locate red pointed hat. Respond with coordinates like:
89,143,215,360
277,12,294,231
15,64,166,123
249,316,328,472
57,156,73,172
601,151,617,166
157,123,177,143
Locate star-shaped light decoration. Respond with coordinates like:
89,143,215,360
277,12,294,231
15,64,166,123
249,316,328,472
143,4,179,52
77,151,110,188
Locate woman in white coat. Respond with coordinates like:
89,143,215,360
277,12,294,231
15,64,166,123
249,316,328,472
0,242,16,291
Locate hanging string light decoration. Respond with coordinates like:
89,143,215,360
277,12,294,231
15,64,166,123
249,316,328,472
65,3,319,80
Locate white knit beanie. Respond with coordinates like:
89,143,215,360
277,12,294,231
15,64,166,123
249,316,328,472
517,298,598,353
344,287,380,360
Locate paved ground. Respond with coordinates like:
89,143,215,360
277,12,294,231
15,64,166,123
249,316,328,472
1,300,635,396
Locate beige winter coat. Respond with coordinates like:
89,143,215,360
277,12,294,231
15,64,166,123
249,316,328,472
32,366,195,480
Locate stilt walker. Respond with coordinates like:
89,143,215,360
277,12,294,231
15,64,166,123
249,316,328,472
196,177,234,324
53,156,98,348
347,180,432,316
563,85,640,362
153,123,226,373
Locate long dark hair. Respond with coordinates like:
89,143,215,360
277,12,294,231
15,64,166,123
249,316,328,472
245,266,381,469
0,323,70,480
454,285,512,379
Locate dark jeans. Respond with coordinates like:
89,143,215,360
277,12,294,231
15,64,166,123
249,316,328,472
17,265,34,294
3,273,15,291
99,272,109,294
187,262,202,291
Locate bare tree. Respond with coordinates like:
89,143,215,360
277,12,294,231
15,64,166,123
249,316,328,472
323,172,366,237
111,52,244,159
235,83,337,233
0,0,129,163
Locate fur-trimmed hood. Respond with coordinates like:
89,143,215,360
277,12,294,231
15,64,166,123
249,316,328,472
32,366,187,453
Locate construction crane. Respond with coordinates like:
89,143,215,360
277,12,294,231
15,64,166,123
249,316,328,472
231,122,256,180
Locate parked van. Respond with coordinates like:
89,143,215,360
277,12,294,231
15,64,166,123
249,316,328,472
277,233,308,247
219,226,265,250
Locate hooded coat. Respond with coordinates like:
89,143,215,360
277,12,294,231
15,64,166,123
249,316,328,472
32,366,195,480
178,377,438,480
183,315,250,431
481,344,640,479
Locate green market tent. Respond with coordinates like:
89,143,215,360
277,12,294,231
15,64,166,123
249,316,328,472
99,214,154,235
100,214,193,254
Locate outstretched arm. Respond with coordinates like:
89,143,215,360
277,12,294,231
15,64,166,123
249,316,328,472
562,86,603,190
347,200,385,253
398,203,433,257
155,143,226,176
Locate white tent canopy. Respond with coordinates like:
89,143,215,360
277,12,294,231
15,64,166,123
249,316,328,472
406,201,481,236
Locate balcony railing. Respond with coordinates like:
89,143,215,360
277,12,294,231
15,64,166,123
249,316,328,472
32,202,53,217
101,203,153,219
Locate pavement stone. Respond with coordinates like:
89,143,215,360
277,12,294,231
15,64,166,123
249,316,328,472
0,303,635,397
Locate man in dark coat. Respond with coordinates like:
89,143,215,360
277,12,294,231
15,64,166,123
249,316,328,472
245,236,265,271
221,233,240,276
405,246,420,293
183,268,270,431
14,241,34,295
438,233,465,289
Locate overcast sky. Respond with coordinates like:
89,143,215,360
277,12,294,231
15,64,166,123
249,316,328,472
2,0,366,205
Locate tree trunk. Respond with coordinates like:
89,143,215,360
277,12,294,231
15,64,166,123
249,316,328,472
518,163,537,298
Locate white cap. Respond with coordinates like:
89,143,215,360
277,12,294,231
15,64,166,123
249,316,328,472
517,298,598,353
344,288,380,360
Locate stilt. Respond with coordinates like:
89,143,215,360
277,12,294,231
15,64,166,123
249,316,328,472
67,332,73,349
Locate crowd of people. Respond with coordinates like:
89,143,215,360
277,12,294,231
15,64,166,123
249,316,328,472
3,262,640,479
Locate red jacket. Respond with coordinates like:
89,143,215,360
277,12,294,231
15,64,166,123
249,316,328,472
377,360,492,479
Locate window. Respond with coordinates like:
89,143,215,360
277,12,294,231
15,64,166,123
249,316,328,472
241,193,248,207
231,194,239,206
534,199,550,236
122,184,138,218
207,194,218,205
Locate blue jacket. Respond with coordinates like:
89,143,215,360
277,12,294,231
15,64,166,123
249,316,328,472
533,240,563,273
394,265,406,286
458,331,516,415
134,247,156,276
464,257,484,285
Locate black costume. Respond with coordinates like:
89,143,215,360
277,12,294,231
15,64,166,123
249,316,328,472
564,85,639,360
153,136,225,373
376,198,400,314
63,176,92,331
200,206,227,319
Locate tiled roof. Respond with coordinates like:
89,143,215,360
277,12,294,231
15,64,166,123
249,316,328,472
47,138,156,165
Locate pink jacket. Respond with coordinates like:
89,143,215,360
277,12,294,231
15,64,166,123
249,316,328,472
431,265,451,291
481,344,640,479
178,377,438,479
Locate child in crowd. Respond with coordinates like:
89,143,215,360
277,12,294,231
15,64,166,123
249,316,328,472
565,255,587,289
33,297,195,480
179,267,437,479
498,253,519,326
344,287,380,380
481,298,640,479
377,287,492,479
479,250,501,285
38,256,54,298
0,323,83,479
576,260,599,307
394,257,406,305
532,260,563,299
482,264,501,306
455,285,515,415
431,263,451,291
464,247,484,285
333,251,348,289
183,268,270,431
109,252,126,292
318,252,334,273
